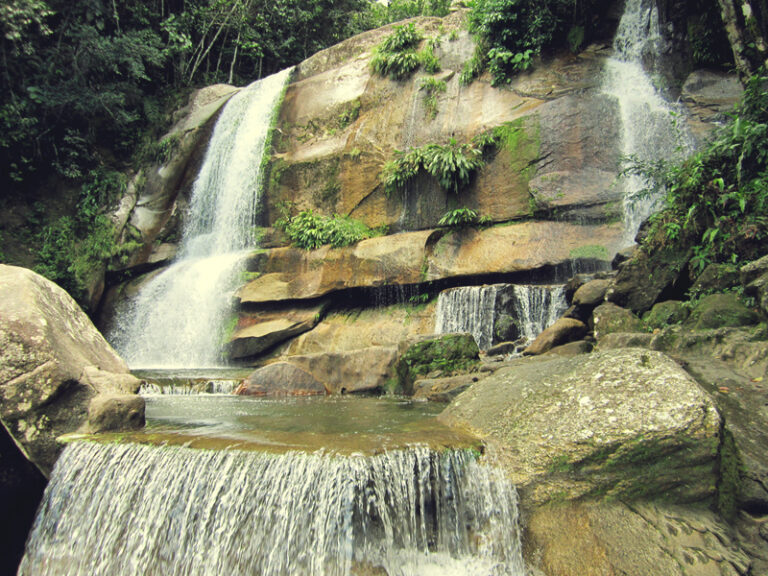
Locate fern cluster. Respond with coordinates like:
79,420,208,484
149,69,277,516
370,23,442,80
381,138,485,196
277,209,383,250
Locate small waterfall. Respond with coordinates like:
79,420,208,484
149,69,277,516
601,0,692,244
511,285,568,344
109,68,292,369
20,442,525,576
435,285,499,351
138,380,237,395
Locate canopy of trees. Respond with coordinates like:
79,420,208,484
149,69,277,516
0,0,450,192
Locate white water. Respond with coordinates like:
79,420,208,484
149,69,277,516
511,285,568,344
435,286,499,350
601,0,692,244
138,380,237,395
109,69,292,369
19,442,525,576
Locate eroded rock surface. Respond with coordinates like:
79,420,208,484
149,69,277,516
0,265,143,476
440,348,720,506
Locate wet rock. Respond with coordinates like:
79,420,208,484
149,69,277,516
396,334,479,395
684,293,759,331
592,302,644,339
285,346,398,394
682,69,744,124
0,265,144,476
486,341,519,357
643,300,690,330
523,318,588,356
413,373,485,402
441,348,721,506
87,394,145,433
236,362,326,396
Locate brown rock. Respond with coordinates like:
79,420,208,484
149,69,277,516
544,340,594,356
523,318,588,356
0,265,143,475
413,373,484,402
236,363,326,396
227,301,329,359
597,332,653,350
239,223,623,304
284,347,398,394
87,394,145,433
572,279,611,308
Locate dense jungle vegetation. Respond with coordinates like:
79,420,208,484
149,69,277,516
1,0,767,307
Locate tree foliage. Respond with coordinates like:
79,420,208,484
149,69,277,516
466,0,608,85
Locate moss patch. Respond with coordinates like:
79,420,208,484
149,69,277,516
396,334,480,395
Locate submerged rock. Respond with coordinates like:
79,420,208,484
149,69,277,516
0,265,144,476
440,348,721,506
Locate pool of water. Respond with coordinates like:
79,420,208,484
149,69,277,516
89,394,480,455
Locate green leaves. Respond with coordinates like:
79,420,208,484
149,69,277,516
640,69,768,267
381,139,486,197
438,207,488,229
277,209,382,250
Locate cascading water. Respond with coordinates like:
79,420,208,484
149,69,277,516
108,68,292,369
511,285,568,344
601,0,693,244
435,286,499,350
19,442,525,576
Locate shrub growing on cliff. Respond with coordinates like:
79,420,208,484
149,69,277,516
638,70,768,270
277,209,381,250
465,0,605,85
382,139,485,196
371,23,424,80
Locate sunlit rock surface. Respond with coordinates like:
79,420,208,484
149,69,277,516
0,265,143,476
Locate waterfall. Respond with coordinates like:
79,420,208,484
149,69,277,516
435,285,499,351
601,0,692,244
109,68,292,369
511,285,568,344
19,442,525,576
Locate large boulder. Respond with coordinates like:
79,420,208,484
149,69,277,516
684,293,759,331
0,265,144,476
524,500,750,576
235,362,326,396
523,317,588,355
283,346,399,394
440,348,721,506
592,302,644,339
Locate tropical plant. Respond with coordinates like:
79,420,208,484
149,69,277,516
419,77,447,119
277,209,382,250
438,207,483,229
381,139,485,196
371,23,423,80
636,70,768,271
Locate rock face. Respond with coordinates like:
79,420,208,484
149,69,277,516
236,363,326,396
440,348,721,506
0,265,144,476
396,333,480,395
525,501,751,576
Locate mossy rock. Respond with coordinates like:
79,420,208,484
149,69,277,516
685,293,759,331
592,302,644,340
642,300,689,331
396,334,480,395
690,263,740,296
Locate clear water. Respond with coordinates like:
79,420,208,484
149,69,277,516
109,68,292,369
19,442,525,576
601,0,693,244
